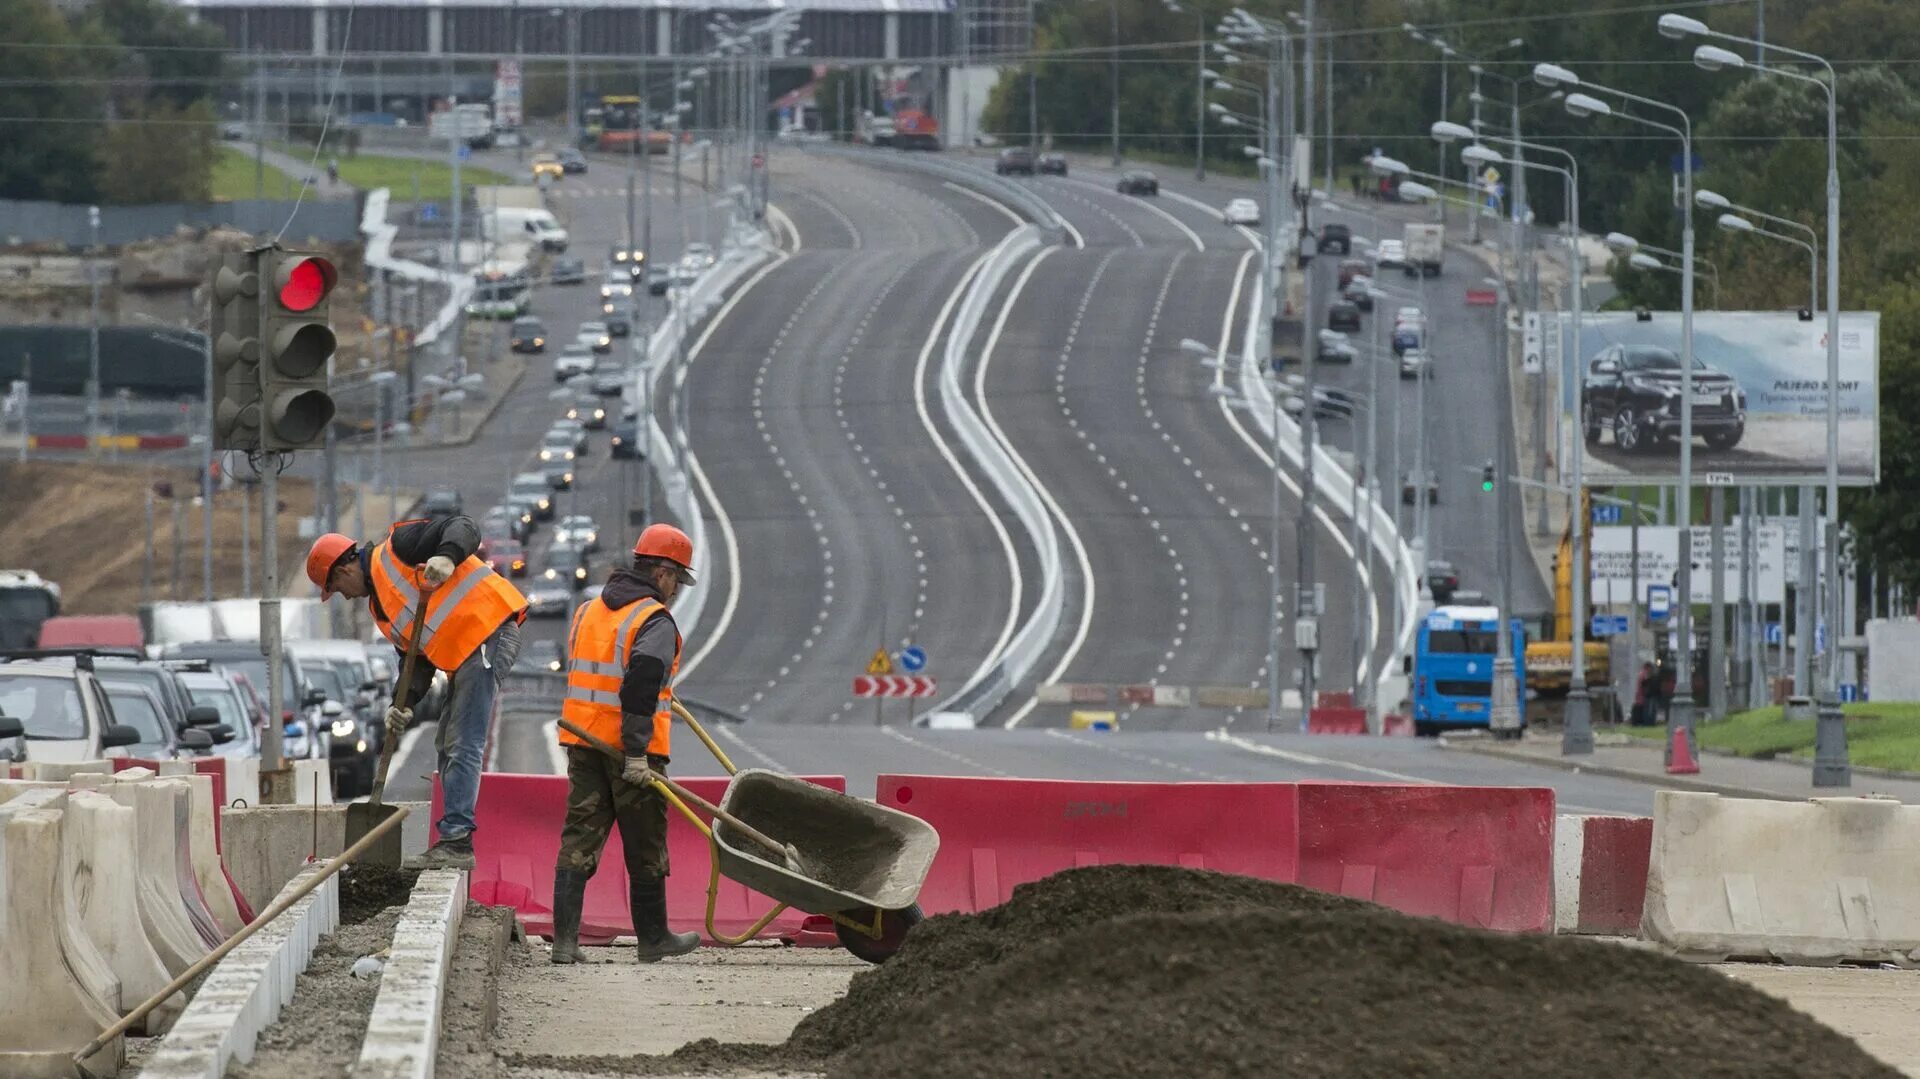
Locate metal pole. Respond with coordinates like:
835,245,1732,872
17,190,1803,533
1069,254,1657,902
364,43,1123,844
1796,485,1814,693
1467,70,1481,245
1667,126,1698,767
1028,0,1039,149
1563,161,1592,753
143,484,155,605
1736,486,1755,710
202,331,215,602
1629,490,1640,722
1709,486,1726,720
1491,286,1520,737
171,497,184,600
1268,393,1283,733
241,482,251,595
1323,32,1333,194
260,462,286,801
1301,0,1314,191
1194,14,1205,180
1109,0,1120,167
1814,71,1850,786
87,206,101,458
566,11,580,147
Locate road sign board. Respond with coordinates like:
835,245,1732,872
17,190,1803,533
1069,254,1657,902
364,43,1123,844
1840,683,1861,702
1590,502,1623,525
418,203,440,222
865,649,893,676
1465,288,1498,306
1765,621,1783,645
852,675,937,699
457,144,471,161
1647,584,1672,623
898,645,927,673
1704,472,1736,486
1590,614,1629,637
1522,311,1543,375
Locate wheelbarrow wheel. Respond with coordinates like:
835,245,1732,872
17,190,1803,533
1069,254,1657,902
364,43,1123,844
836,904,923,964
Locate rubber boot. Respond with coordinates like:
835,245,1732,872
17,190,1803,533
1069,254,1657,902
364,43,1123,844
630,876,699,962
550,868,588,965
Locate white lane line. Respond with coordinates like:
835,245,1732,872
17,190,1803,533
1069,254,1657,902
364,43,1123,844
1046,728,1232,781
765,202,803,253
910,250,1026,698
980,249,1095,730
674,252,793,679
1062,176,1205,252
942,180,1023,230
881,725,1013,777
539,719,566,776
1206,729,1435,784
716,724,794,774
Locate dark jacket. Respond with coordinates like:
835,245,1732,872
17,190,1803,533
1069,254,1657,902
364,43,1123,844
602,567,678,761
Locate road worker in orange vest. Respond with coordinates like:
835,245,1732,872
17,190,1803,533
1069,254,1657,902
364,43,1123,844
549,522,700,963
306,514,529,869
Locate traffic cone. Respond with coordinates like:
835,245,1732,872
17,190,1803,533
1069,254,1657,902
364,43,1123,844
1667,725,1700,776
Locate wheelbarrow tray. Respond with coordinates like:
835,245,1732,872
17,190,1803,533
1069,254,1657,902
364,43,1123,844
713,769,938,915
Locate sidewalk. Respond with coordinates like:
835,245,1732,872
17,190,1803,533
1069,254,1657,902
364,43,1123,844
1442,730,1920,804
247,143,357,201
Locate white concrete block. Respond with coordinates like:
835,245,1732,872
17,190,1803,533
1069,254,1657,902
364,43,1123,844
22,760,112,782
0,801,123,1078
107,775,211,976
354,869,467,1079
185,775,245,938
1553,813,1585,935
291,759,333,807
68,789,182,1033
0,779,66,804
138,865,340,1079
1645,790,1920,965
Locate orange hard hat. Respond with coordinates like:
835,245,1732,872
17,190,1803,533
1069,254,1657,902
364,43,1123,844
306,533,357,598
633,523,695,582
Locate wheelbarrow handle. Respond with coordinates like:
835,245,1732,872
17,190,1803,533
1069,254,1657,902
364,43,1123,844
554,717,792,864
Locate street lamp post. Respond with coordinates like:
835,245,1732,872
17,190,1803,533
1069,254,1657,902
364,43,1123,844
1670,14,1849,784
1447,127,1591,752
1546,67,1702,765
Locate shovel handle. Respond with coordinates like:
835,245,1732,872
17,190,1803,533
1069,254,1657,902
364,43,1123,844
554,717,792,863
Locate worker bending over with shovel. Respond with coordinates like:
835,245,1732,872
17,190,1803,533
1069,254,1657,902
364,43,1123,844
551,523,701,963
306,515,529,868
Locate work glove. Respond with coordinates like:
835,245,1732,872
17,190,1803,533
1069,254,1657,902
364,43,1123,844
621,756,654,788
422,555,456,587
385,705,412,741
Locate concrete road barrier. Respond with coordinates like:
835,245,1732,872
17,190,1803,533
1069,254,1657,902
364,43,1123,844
220,803,431,913
139,863,341,1079
1644,790,1920,964
1553,814,1653,936
67,789,184,1033
106,773,212,975
185,774,246,938
355,869,467,1079
0,796,123,1078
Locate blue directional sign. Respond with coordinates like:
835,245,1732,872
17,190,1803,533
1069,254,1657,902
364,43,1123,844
1816,623,1828,655
1765,621,1783,645
457,144,471,161
1647,585,1672,624
1840,683,1861,703
1590,615,1629,638
1590,503,1623,526
418,203,441,222
898,645,928,674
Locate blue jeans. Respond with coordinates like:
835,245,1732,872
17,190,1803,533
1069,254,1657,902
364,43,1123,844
420,619,522,843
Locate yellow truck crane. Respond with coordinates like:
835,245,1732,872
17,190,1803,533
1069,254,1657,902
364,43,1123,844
1526,491,1612,706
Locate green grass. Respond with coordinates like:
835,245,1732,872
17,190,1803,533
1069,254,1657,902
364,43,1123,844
211,145,295,201
1622,702,1920,772
273,142,514,200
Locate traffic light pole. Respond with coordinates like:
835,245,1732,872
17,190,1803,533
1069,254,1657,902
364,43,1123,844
260,459,287,802
1490,287,1521,738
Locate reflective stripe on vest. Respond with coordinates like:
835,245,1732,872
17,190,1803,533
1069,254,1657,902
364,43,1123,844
558,595,680,758
368,532,529,671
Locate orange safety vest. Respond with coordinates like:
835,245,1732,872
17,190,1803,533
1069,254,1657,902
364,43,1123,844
558,595,678,759
369,523,528,671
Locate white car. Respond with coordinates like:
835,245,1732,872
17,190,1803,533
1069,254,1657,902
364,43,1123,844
1374,239,1407,268
1395,306,1425,326
576,321,612,353
1399,349,1432,379
538,429,576,463
683,242,716,267
554,515,601,552
555,344,595,381
1222,198,1260,226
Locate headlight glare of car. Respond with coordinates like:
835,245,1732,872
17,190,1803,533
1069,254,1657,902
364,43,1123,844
331,718,357,739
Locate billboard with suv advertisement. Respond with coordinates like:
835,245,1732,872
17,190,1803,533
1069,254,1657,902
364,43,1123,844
1550,311,1879,486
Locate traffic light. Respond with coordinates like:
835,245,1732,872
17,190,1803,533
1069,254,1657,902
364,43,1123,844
209,252,261,450
1480,461,1496,493
257,249,338,451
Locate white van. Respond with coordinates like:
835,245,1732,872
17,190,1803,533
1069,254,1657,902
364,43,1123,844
486,208,570,252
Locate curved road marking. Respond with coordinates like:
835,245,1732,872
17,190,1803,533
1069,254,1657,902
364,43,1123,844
1062,176,1205,252
941,181,1024,229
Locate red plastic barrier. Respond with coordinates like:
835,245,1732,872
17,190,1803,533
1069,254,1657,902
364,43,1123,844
1381,713,1415,737
137,434,189,450
30,434,88,450
1315,691,1354,709
875,775,1300,915
1296,783,1555,932
1575,816,1652,935
1307,707,1368,735
441,771,846,946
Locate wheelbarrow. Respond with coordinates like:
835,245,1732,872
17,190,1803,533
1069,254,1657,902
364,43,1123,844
559,704,938,963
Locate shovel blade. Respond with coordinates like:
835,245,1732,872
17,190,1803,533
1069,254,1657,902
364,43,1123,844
345,801,405,867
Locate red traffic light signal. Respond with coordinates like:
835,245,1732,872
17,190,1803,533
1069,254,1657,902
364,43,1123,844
274,255,336,313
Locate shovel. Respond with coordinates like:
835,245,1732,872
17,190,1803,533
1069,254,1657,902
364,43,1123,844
554,716,816,879
344,586,432,866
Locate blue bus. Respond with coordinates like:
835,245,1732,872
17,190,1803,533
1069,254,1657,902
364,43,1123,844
1412,605,1527,735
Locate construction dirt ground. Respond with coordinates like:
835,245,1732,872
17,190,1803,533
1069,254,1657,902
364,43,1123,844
411,865,1917,1078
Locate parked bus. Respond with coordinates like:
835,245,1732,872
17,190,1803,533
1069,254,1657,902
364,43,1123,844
583,96,673,154
1411,604,1526,735
465,263,531,320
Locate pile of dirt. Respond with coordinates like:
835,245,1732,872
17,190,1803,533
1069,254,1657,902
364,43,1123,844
639,864,1893,1079
229,906,401,1079
337,863,420,925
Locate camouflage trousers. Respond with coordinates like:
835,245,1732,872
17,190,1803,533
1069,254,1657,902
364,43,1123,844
557,746,670,878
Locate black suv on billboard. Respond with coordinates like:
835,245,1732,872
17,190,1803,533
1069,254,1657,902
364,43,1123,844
1583,344,1745,453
